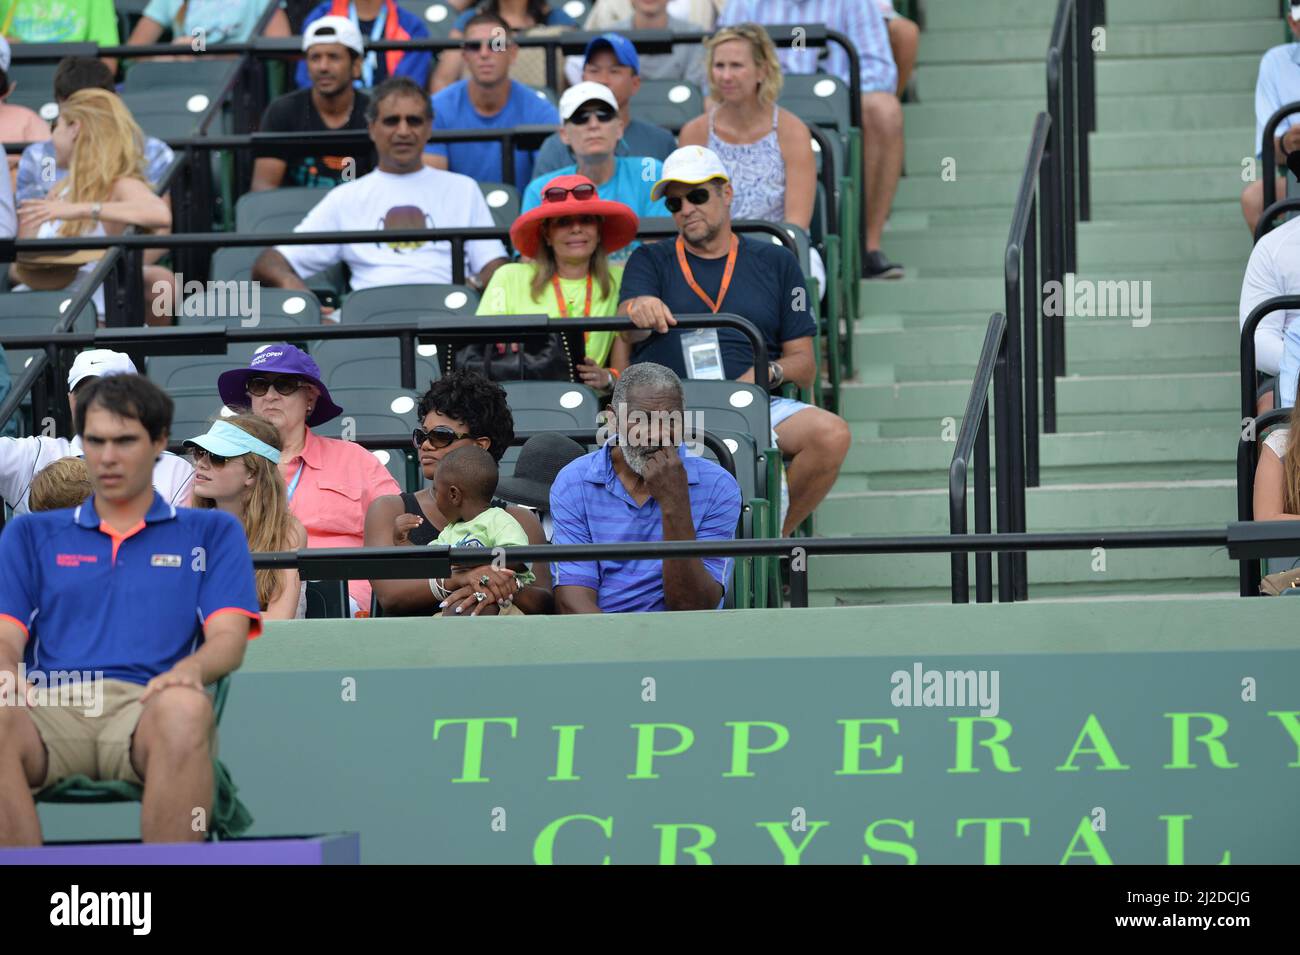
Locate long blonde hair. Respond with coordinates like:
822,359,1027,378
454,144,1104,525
51,88,148,237
528,220,614,302
1283,402,1300,514
191,414,298,610
706,23,784,107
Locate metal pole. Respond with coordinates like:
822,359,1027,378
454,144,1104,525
992,338,1014,603
974,400,992,603
1039,149,1059,433
1023,195,1040,488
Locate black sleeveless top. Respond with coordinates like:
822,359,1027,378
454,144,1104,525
400,491,515,546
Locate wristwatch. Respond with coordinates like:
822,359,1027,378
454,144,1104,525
769,361,785,388
89,202,102,222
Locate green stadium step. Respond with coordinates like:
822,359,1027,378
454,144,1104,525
915,22,1277,64
1086,201,1244,224
1096,92,1255,132
901,101,1051,139
1090,128,1256,170
833,427,1236,492
806,549,1237,606
858,303,1239,330
920,0,1276,31
837,371,1238,426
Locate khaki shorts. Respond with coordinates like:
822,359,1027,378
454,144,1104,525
25,678,217,793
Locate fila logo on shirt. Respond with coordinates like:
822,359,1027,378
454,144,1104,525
151,554,182,568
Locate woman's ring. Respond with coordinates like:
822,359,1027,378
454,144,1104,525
473,591,487,603
479,574,491,587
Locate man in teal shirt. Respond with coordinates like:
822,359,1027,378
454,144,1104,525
521,81,668,263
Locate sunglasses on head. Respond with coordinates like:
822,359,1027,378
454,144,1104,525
542,183,597,204
189,447,230,468
246,376,305,397
567,105,617,126
664,187,713,214
413,426,473,450
379,113,427,127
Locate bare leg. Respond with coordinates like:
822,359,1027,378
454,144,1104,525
774,407,852,537
131,686,213,843
888,16,920,98
1242,177,1286,234
143,264,176,327
861,91,905,253
0,703,47,847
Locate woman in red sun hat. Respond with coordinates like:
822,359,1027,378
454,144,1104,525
476,173,639,391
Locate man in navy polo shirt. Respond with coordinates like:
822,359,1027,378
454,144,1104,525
618,145,852,538
0,375,261,846
549,362,741,614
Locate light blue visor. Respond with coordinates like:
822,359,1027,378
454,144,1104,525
183,419,281,464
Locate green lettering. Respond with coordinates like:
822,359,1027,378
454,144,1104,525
654,823,716,865
1163,712,1238,769
1266,711,1300,767
863,819,918,865
1160,814,1231,865
1059,816,1113,864
955,818,1029,864
949,717,1021,773
628,723,695,779
432,717,518,783
533,814,613,865
548,724,584,781
1056,713,1131,771
723,721,790,778
756,821,830,864
835,719,902,775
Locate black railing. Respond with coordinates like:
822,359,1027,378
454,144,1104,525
948,313,1012,603
1259,100,1300,235
1238,294,1300,422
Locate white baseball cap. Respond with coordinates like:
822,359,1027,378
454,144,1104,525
0,37,11,74
67,349,138,392
303,15,365,57
1293,3,1300,20
558,81,619,122
650,145,731,201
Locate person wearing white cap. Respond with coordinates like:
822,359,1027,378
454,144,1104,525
618,145,850,537
0,349,193,514
125,0,289,52
520,81,669,262
250,16,377,192
1241,4,1300,234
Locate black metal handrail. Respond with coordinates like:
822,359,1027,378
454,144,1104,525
1259,100,1300,224
1238,294,1300,422
1236,407,1291,596
948,313,1012,604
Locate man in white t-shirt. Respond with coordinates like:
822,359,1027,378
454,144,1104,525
0,349,194,514
1239,212,1300,413
252,76,509,316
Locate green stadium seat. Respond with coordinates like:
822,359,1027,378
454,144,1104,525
680,379,772,446
339,283,479,322
315,384,422,434
779,75,853,136
480,182,520,231
235,187,324,234
4,66,57,122
148,344,280,393
527,85,559,108
177,287,322,327
167,387,241,439
0,291,98,380
124,59,239,94
503,381,600,431
397,0,457,39
559,0,590,21
631,80,703,131
311,338,441,390
208,246,345,305
121,88,215,140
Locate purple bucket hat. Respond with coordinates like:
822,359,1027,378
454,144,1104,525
216,343,343,427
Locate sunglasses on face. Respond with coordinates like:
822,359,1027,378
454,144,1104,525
664,187,713,214
567,106,617,126
379,113,427,128
542,183,597,204
413,426,473,450
549,214,600,230
462,38,510,54
246,376,304,397
189,447,230,468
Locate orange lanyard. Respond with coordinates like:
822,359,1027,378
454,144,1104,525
675,235,738,314
551,273,593,318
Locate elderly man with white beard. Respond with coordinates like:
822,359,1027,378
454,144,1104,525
548,362,742,614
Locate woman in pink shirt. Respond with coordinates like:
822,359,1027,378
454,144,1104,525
218,344,399,616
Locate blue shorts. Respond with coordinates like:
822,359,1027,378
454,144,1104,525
770,396,811,432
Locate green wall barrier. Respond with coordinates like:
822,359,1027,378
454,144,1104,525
37,600,1300,864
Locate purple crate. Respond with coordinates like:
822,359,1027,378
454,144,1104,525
0,834,359,865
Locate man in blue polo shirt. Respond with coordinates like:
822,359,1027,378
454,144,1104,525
618,145,852,538
0,375,261,846
549,362,741,614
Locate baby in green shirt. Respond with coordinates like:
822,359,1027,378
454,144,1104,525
429,446,535,610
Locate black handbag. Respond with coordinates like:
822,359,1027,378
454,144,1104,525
449,330,584,382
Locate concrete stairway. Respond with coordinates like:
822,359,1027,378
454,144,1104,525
811,0,1273,605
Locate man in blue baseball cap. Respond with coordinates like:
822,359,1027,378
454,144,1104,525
532,31,678,180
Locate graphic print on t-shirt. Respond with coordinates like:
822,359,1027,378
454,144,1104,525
379,207,433,252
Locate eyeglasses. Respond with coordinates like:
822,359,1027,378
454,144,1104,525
665,187,713,214
246,376,304,397
379,113,427,127
567,106,617,126
189,447,229,468
542,183,597,204
549,214,600,229
413,426,474,450
461,37,511,54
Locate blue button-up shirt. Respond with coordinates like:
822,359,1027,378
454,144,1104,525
16,136,176,202
718,0,897,94
1255,43,1300,158
0,492,261,685
549,444,742,613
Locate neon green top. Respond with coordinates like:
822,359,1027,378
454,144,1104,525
1,0,119,45
432,506,536,587
476,262,624,366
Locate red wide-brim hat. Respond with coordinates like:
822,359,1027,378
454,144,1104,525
510,174,640,259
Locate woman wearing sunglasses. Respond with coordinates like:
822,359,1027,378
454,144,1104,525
476,173,639,391
677,23,825,291
185,416,310,621
218,344,401,617
364,369,552,616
